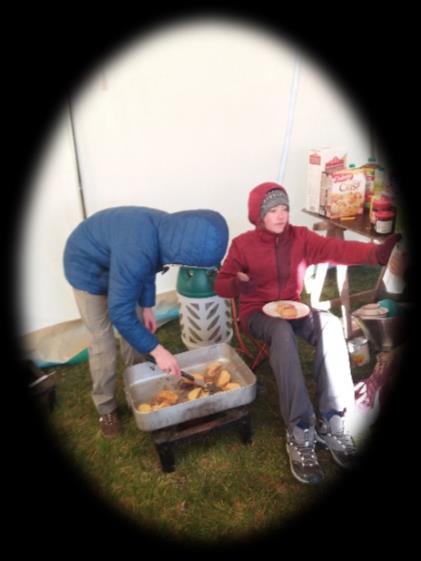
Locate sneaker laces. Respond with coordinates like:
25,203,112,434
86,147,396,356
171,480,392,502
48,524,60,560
325,417,356,454
289,428,319,466
100,412,117,425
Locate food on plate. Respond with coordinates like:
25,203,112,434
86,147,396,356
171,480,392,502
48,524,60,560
223,382,241,391
355,303,388,318
216,369,231,388
277,302,298,318
137,403,152,414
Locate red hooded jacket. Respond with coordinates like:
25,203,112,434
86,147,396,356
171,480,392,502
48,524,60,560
214,182,379,331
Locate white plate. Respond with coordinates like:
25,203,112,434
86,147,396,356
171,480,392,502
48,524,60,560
262,300,310,320
354,306,388,318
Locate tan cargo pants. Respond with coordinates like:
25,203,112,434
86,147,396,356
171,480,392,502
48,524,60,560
73,288,146,415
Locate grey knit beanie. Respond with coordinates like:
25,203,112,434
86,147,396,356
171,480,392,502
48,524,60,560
260,188,289,218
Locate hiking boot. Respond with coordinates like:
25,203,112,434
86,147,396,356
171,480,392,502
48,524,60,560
99,409,121,438
316,414,358,469
286,424,324,485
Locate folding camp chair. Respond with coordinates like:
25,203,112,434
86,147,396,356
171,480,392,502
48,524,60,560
230,298,269,371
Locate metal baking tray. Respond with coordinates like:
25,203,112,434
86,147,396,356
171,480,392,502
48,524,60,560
124,343,257,431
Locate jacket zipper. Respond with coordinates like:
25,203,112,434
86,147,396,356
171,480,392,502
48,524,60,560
275,235,282,300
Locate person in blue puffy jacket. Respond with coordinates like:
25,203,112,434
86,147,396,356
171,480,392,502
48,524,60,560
63,206,229,437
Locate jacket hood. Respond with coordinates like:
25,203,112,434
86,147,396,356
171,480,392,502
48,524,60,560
248,182,289,225
158,210,229,267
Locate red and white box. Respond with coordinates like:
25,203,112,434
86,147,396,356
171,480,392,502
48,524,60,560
323,167,366,219
305,147,347,214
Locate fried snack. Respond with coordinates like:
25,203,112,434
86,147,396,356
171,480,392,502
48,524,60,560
216,369,231,388
155,389,179,405
206,361,223,379
188,387,202,401
277,303,297,318
223,382,241,391
182,372,205,385
151,403,166,412
137,403,152,414
158,401,171,408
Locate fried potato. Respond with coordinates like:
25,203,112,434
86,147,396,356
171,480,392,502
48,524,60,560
223,382,241,391
152,403,169,411
206,361,223,378
183,372,205,385
158,401,171,408
137,403,152,414
216,369,231,388
188,387,202,401
155,389,178,405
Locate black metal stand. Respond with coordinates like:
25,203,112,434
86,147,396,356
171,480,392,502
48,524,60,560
151,406,252,472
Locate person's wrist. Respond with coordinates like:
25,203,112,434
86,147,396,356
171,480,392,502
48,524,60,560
149,344,162,357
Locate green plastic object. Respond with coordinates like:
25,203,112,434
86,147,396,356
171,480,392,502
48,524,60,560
377,299,406,317
36,347,89,368
176,267,217,298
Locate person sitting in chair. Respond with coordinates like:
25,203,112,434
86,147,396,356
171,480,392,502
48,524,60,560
214,182,400,485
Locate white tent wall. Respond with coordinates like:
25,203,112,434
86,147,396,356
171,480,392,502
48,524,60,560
19,20,373,362
73,23,296,241
19,114,83,334
282,56,371,230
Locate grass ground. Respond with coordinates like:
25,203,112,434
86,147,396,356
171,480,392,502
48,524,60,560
38,265,381,548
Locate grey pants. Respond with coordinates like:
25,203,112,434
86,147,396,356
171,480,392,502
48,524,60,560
248,309,355,431
73,289,146,415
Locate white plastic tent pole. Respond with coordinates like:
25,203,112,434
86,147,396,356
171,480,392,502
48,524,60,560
68,96,88,219
277,53,301,184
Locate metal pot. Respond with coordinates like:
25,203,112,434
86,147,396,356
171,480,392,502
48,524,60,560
352,313,408,351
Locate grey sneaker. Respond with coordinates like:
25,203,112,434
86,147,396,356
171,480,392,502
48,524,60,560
316,414,357,469
99,409,121,438
286,425,324,485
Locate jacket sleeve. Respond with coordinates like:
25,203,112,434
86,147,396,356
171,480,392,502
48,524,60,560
137,273,156,308
214,240,252,298
304,228,379,266
108,248,159,353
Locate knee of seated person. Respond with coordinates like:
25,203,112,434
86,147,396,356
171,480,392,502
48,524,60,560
272,318,295,340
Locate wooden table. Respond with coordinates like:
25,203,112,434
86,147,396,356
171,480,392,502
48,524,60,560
302,209,388,340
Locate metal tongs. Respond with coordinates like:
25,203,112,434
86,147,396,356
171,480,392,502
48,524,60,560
179,370,219,394
145,355,219,393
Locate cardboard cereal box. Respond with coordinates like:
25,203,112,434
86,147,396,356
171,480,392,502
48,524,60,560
323,167,366,219
305,147,347,214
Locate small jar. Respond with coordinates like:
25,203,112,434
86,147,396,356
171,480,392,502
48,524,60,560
370,194,392,224
347,336,370,367
374,209,395,234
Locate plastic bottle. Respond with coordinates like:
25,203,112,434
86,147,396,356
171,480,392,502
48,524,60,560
361,156,378,209
373,165,385,193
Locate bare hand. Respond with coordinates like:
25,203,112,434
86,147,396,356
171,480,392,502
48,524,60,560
237,271,250,282
149,344,180,377
142,307,157,333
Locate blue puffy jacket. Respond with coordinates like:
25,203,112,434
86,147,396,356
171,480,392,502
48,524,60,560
63,206,229,353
